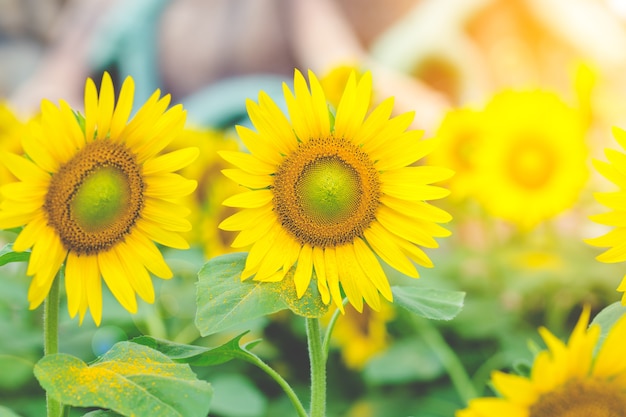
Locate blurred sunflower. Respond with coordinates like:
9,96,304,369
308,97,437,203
457,306,626,417
473,90,588,229
587,126,626,303
320,63,367,109
0,103,28,188
428,108,485,200
167,127,240,258
0,72,198,325
327,302,394,370
219,69,452,312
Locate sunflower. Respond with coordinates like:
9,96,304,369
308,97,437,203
428,108,486,201
472,89,588,229
0,73,198,325
219,69,452,312
587,126,626,303
326,302,394,370
456,306,626,417
0,102,28,188
166,126,240,258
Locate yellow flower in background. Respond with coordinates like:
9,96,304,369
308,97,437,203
472,90,588,229
219,69,452,312
327,302,394,370
168,127,240,258
428,108,485,200
0,73,198,325
457,307,626,417
587,126,626,304
0,103,28,188
320,63,368,109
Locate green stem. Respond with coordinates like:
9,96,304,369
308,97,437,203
44,274,64,417
321,298,349,360
306,317,326,417
238,352,308,417
412,317,477,404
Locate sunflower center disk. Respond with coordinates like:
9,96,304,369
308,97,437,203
508,140,556,189
44,141,144,255
529,380,626,417
71,167,130,232
273,136,380,248
296,158,360,225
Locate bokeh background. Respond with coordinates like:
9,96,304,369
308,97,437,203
3,1,626,416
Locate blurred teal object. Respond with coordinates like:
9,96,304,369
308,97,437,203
88,0,170,104
181,75,289,129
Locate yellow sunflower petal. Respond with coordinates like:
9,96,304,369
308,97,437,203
144,173,197,200
241,223,282,280
219,205,274,232
294,243,314,298
98,248,138,314
223,189,273,208
594,159,626,188
218,150,276,176
82,255,102,325
364,222,419,278
236,124,283,166
463,398,527,417
353,237,393,302
125,231,173,279
490,371,538,405
334,245,364,313
84,77,98,141
380,195,452,223
361,111,415,155
312,246,330,304
95,72,115,140
593,313,626,377
222,169,272,190
115,243,155,303
0,152,49,182
140,203,192,232
142,147,200,176
335,72,371,142
380,176,450,201
135,219,190,249
324,246,344,312
133,105,186,163
13,213,47,252
370,131,432,171
376,205,440,248
230,209,277,248
110,76,135,139
252,91,299,155
65,252,85,318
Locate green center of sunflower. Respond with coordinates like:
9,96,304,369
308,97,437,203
529,380,626,417
273,136,380,247
296,157,360,225
71,167,129,232
44,140,144,255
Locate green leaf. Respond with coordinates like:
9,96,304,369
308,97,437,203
34,342,212,417
391,286,465,321
0,405,23,417
132,332,261,366
209,374,268,417
0,355,34,390
591,301,626,350
83,411,124,417
196,253,328,336
363,337,444,385
0,244,29,267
